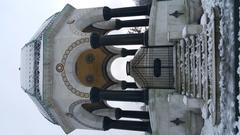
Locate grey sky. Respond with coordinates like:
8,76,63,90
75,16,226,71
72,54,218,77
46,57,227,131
0,0,144,135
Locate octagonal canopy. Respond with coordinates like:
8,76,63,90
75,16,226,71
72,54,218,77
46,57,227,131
20,13,59,124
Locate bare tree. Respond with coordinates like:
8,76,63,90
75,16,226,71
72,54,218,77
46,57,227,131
128,27,148,34
128,0,151,34
133,0,152,6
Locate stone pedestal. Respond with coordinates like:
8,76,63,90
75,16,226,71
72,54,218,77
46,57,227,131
148,89,203,135
182,24,203,38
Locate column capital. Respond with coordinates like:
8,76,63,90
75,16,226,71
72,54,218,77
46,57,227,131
90,87,102,103
115,108,122,119
90,33,101,49
103,6,112,20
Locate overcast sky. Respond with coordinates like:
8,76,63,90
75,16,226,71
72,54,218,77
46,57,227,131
0,0,145,135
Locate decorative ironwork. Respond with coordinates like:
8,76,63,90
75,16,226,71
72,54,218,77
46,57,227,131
130,47,174,89
60,38,90,98
169,10,184,18
22,39,58,124
56,63,64,72
170,118,185,125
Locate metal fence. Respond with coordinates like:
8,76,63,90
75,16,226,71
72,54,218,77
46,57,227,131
129,46,174,89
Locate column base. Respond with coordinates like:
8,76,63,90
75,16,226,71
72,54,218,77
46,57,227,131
103,117,152,132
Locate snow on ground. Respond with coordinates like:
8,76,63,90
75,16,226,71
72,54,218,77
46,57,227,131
200,0,237,135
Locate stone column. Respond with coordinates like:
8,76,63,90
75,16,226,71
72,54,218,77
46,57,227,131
103,5,151,20
103,117,152,132
90,31,148,49
115,19,149,29
90,87,148,104
115,108,149,119
121,48,138,57
121,81,138,89
126,61,131,75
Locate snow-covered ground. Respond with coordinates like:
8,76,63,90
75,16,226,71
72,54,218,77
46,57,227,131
133,0,239,134
200,0,238,135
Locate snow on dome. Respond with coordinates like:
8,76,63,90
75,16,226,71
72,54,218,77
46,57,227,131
20,13,59,124
20,41,36,94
